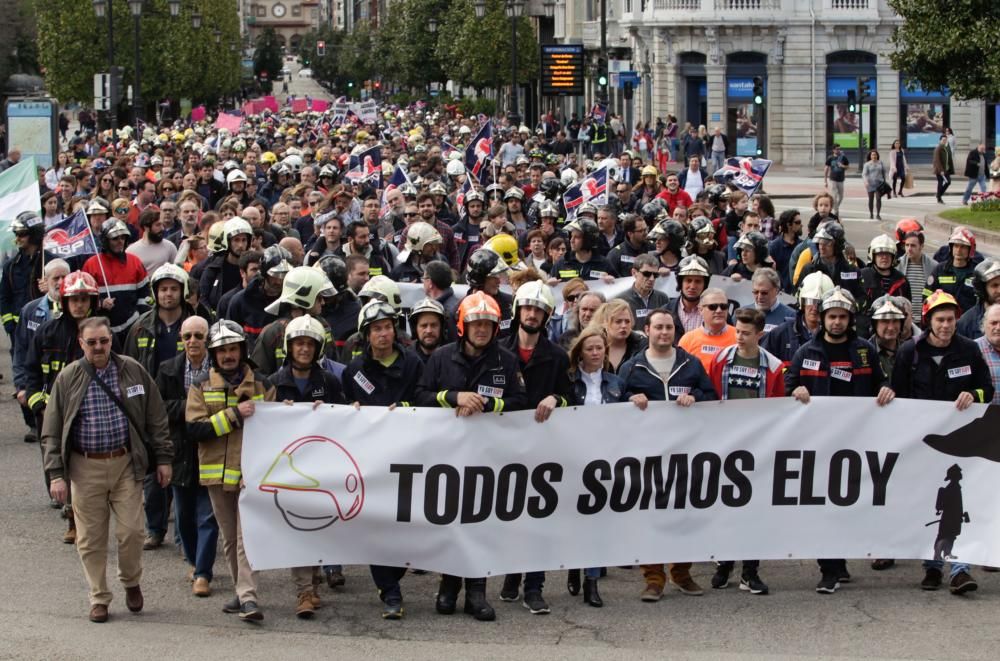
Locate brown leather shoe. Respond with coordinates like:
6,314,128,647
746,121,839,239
125,585,143,612
63,519,76,545
89,604,109,623
296,591,316,619
193,577,211,597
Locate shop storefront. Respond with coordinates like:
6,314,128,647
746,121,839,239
900,78,949,151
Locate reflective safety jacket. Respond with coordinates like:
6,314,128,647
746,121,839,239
415,340,528,412
186,364,275,491
24,314,87,414
251,314,335,378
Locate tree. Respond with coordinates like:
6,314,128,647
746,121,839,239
0,0,40,86
339,22,376,94
435,0,538,94
299,26,343,86
889,0,1000,100
254,28,283,84
35,0,239,110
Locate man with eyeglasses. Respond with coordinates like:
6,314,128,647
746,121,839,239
606,213,650,277
158,199,177,235
678,288,738,373
154,315,219,598
619,253,670,324
42,316,172,623
751,268,795,332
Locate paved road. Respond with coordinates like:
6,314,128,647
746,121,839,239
1,330,999,660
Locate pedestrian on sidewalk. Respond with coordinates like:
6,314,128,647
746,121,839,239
824,144,849,217
962,143,988,205
889,139,909,197
933,134,954,203
862,150,889,220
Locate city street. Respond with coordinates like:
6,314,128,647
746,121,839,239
1,322,999,661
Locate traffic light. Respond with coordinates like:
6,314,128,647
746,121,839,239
623,81,633,101
858,77,874,103
347,81,354,89
597,58,608,96
846,89,857,113
317,40,325,56
752,76,764,105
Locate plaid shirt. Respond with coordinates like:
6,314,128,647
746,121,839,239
184,356,209,391
73,360,130,454
975,336,1000,404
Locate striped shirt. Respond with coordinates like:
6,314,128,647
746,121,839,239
975,336,1000,404
73,361,130,454
905,261,926,322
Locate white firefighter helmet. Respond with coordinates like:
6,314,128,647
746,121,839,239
282,313,327,364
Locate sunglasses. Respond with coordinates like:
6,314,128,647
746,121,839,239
102,178,113,183
182,332,206,341
118,187,131,192
637,271,659,279
162,187,175,192
702,303,727,311
403,212,418,217
115,207,128,214
564,294,579,303
84,337,112,347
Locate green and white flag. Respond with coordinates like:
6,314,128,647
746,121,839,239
0,158,40,255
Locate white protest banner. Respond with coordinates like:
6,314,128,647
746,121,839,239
241,399,1000,575
395,273,791,312
356,100,378,125
332,102,349,122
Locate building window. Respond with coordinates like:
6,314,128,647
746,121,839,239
256,5,266,16
292,4,301,16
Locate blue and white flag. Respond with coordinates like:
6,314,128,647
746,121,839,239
345,146,383,188
464,120,493,183
563,166,608,221
380,165,411,219
590,102,608,125
0,158,41,256
712,157,773,198
43,210,97,259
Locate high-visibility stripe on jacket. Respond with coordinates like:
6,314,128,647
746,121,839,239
185,363,274,491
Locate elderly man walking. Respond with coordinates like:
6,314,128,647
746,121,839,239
42,316,173,623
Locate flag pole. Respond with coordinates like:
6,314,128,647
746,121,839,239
86,227,113,303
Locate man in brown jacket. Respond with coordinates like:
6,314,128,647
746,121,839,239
42,316,173,623
933,134,955,203
186,319,275,623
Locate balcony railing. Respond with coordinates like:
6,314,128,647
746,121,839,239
652,0,700,9
828,0,869,8
714,0,779,9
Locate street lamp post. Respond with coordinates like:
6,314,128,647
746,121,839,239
427,18,438,96
93,0,117,129
94,0,184,127
128,0,144,123
474,0,523,127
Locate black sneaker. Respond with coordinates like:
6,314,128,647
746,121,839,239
815,575,839,594
740,573,769,595
837,567,851,584
711,565,731,589
500,574,520,602
239,600,263,621
522,590,550,615
950,571,978,595
381,593,404,619
921,568,943,591
222,596,241,614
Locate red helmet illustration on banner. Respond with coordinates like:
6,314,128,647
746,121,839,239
259,436,365,531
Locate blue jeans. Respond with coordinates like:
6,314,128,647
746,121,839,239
963,175,988,204
584,567,603,579
923,559,970,578
710,151,726,173
144,473,170,537
173,484,219,581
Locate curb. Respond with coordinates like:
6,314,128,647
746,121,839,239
921,213,1000,250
